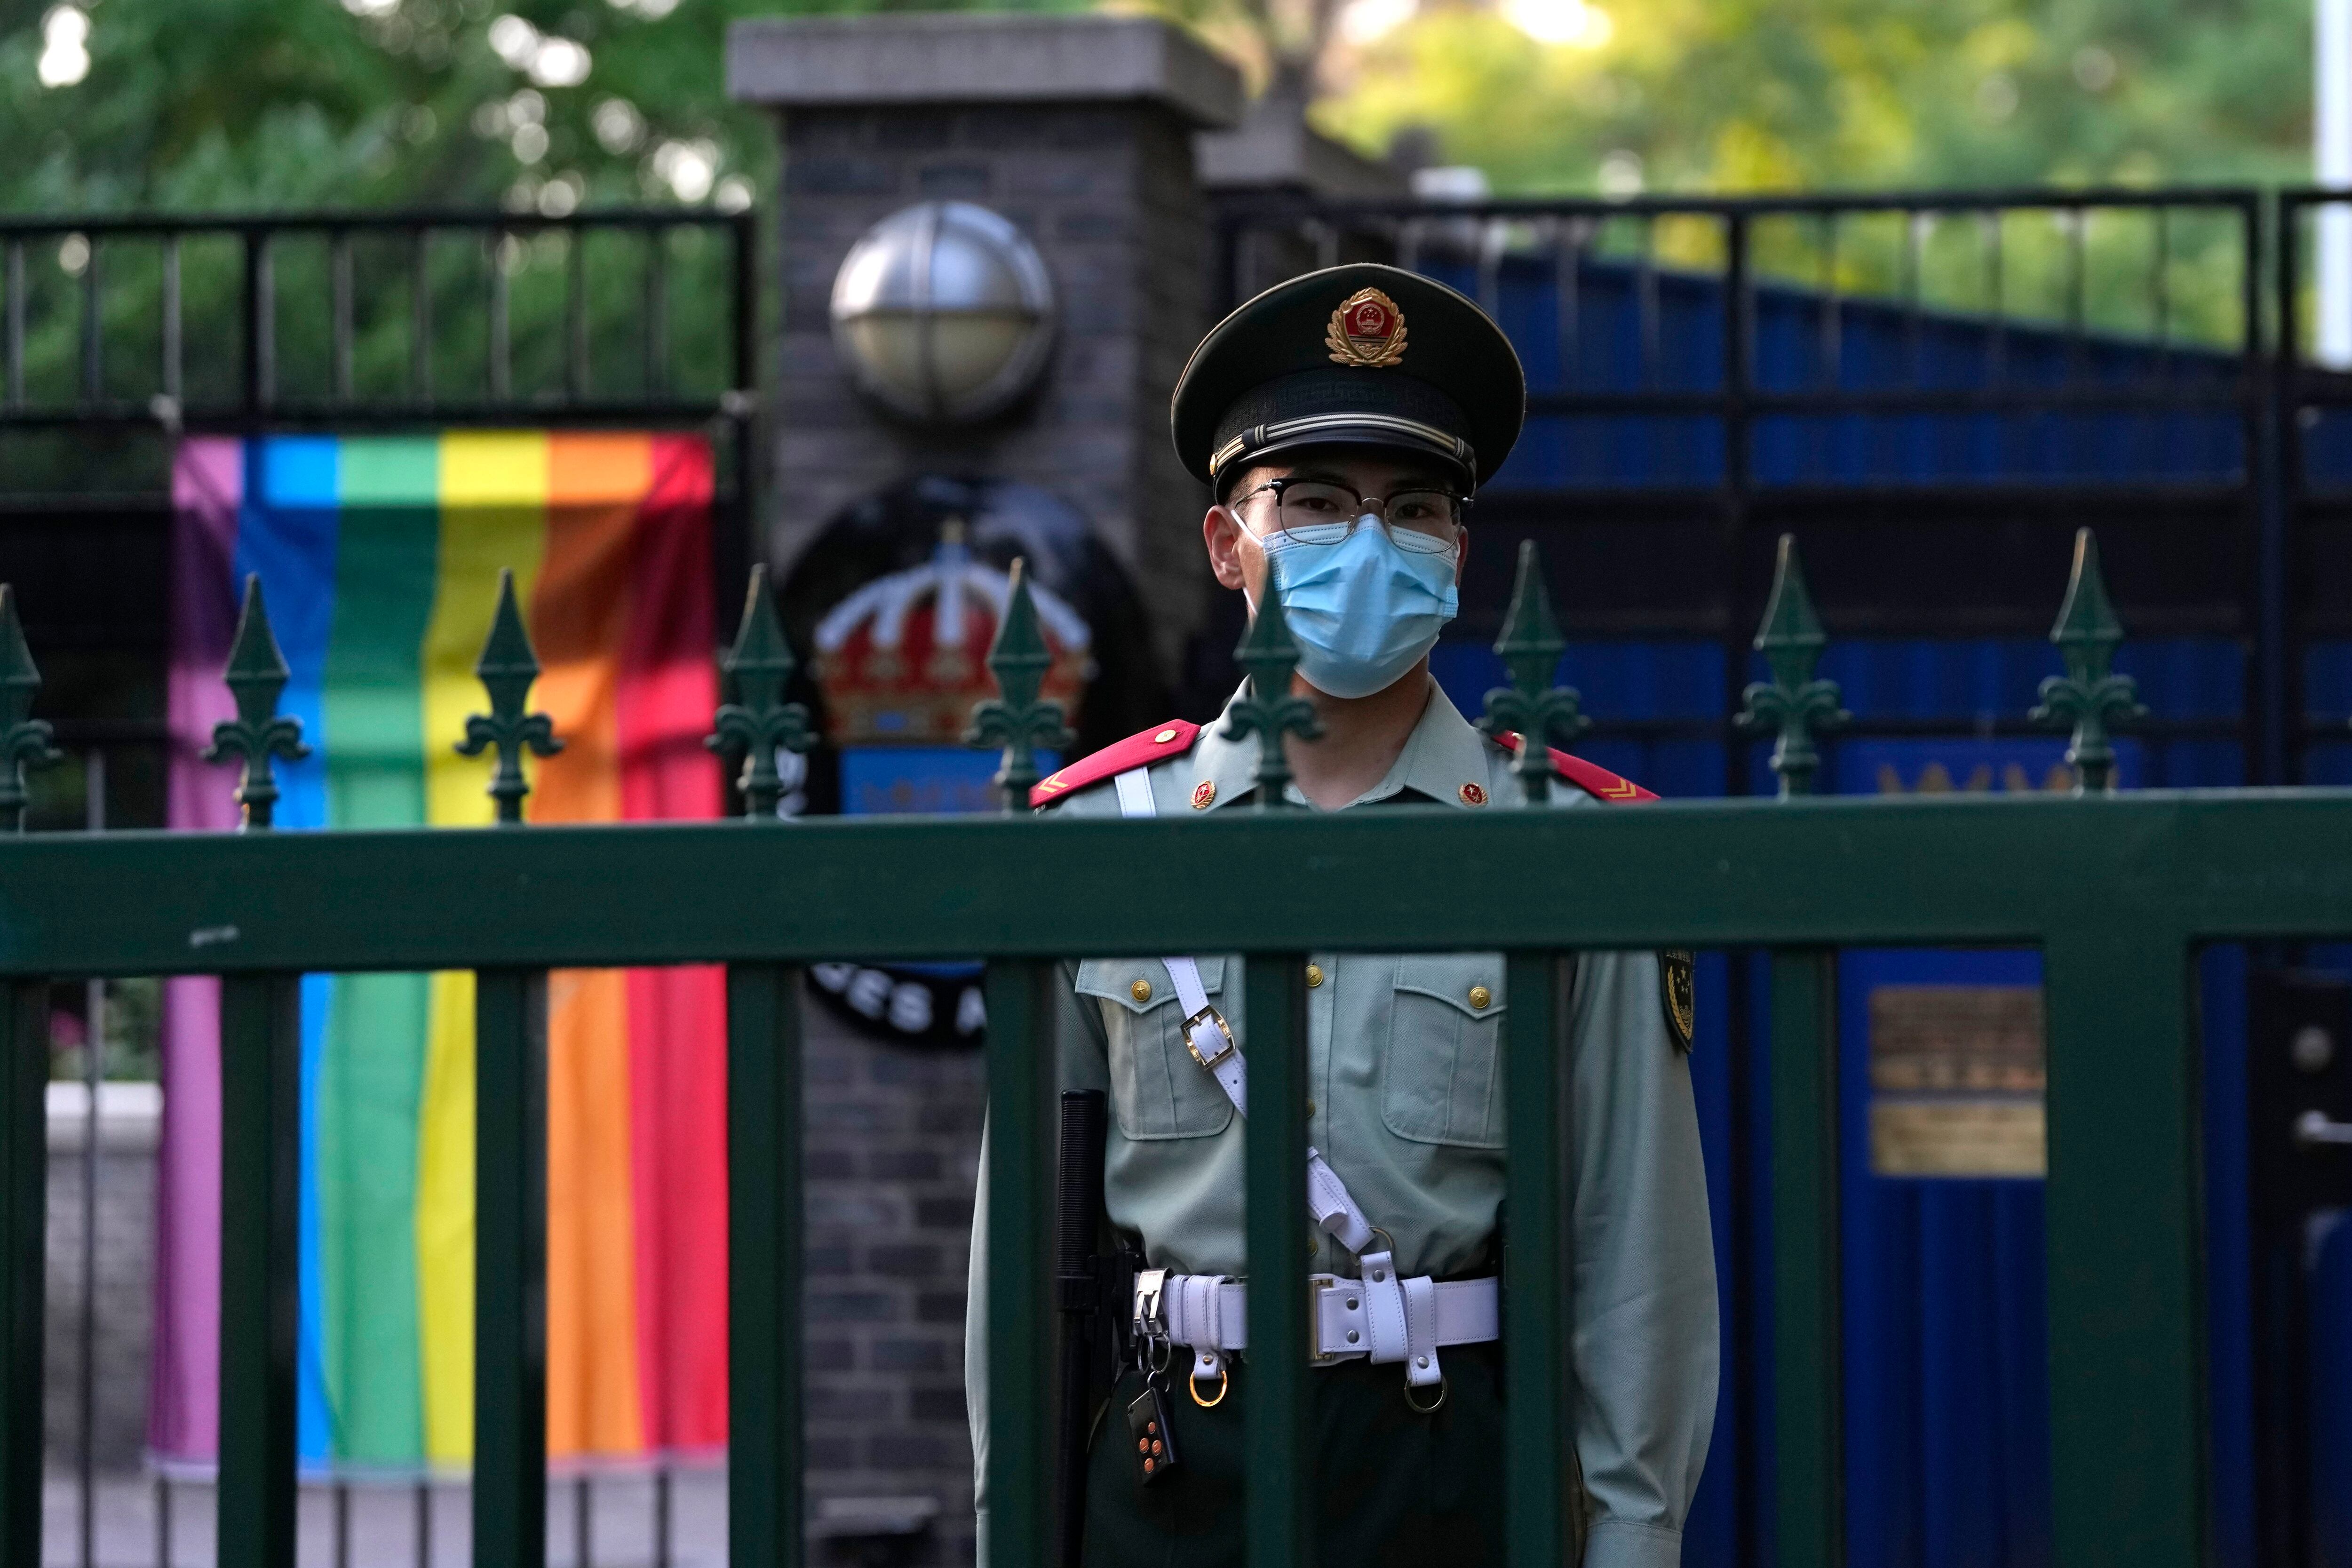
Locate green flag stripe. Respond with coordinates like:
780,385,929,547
316,438,439,1465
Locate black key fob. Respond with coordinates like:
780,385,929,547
1127,1378,1180,1486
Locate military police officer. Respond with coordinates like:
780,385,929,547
967,263,1717,1567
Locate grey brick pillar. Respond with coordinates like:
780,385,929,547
726,20,1240,1560
729,14,1243,682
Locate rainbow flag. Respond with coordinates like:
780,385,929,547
156,433,729,1475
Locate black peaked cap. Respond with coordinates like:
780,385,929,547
1171,263,1526,491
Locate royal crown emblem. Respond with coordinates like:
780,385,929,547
1326,287,1408,368
812,524,1092,748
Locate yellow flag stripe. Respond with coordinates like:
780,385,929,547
413,432,550,1465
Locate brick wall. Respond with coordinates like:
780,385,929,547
44,1089,159,1474
803,997,986,1566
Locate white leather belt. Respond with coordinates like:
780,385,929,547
1113,764,1467,1395
1139,1270,1499,1381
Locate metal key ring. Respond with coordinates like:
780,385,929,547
1189,1367,1231,1408
1403,1375,1448,1416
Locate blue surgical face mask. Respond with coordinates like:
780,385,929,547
1248,517,1459,700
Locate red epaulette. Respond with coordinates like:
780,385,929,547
1030,720,1203,809
1493,732,1658,803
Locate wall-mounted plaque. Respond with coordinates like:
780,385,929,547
1868,984,2047,1178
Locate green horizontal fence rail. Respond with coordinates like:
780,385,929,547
0,534,2346,1568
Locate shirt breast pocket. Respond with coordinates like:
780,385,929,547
1380,955,1506,1148
1073,957,1236,1141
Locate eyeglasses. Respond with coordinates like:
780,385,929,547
1227,478,1469,557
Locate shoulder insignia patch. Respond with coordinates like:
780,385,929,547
1661,949,1695,1053
1490,732,1659,804
1029,720,1202,809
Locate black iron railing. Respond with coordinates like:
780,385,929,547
0,209,755,429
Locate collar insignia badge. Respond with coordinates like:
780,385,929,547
1458,782,1487,806
1326,287,1408,368
1191,780,1217,810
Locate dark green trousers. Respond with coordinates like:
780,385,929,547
1080,1344,1505,1567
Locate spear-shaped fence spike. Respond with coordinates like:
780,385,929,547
455,568,563,824
963,557,1073,812
0,585,60,832
1733,534,1848,797
202,575,310,830
2050,527,2125,670
707,565,815,819
1478,540,1587,803
1754,533,1828,688
1222,557,1323,809
2028,528,2144,794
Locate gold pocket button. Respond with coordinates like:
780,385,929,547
1306,963,1325,988
1131,979,1153,1003
1468,985,1492,1011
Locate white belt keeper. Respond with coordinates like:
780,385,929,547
1357,1252,1442,1388
1178,1274,1230,1380
1113,765,1444,1390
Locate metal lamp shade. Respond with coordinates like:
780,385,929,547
829,201,1057,424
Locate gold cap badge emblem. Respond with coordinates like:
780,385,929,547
1326,287,1408,368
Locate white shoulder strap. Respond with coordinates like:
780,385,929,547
1111,767,1375,1258
1114,770,1248,1113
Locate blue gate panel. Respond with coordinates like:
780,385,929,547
1427,640,1725,800
1418,253,2246,490
1838,944,2051,1568
1409,241,2271,1564
1427,628,2253,1567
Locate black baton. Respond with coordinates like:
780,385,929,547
1054,1090,1109,1568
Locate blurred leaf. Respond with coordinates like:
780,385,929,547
1316,0,2311,195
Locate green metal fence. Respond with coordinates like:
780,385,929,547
0,529,2343,1568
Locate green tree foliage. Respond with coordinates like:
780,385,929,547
2,0,2316,221
1317,0,2313,196
0,0,1037,218
1299,0,2306,346
0,0,2320,219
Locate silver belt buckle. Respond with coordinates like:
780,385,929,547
1133,1267,1168,1344
1309,1277,1337,1363
1183,1006,1235,1070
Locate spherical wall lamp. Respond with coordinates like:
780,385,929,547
828,201,1057,425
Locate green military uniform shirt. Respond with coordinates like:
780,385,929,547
967,680,1719,1568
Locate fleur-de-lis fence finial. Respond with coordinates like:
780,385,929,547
1733,534,1848,797
456,568,563,824
963,557,1073,812
2028,528,2143,795
1222,557,1324,809
0,584,61,832
202,575,310,830
708,565,815,819
1478,540,1588,803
